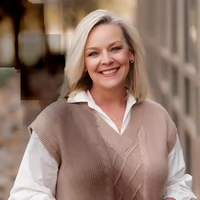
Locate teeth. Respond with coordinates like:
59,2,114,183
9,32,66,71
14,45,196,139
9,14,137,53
101,68,118,75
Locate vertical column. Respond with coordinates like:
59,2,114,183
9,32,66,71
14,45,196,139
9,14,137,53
177,0,185,60
166,0,172,52
194,0,200,196
197,0,200,73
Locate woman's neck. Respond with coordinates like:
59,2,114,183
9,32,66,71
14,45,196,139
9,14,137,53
90,86,127,107
90,86,127,132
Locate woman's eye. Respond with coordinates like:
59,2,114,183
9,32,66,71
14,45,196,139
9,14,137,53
88,52,98,57
111,47,121,52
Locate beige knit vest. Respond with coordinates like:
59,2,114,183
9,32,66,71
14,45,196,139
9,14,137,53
29,99,177,200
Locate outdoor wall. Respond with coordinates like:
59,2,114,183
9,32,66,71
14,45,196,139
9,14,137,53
137,0,200,197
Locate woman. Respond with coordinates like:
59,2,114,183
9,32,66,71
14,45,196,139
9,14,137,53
9,9,197,200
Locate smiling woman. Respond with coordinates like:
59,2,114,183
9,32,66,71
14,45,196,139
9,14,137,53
9,9,197,200
84,24,134,97
60,10,147,103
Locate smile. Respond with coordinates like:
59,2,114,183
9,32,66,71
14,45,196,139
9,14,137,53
99,67,120,76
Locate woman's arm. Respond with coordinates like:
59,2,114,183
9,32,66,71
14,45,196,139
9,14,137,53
163,135,197,200
8,131,58,200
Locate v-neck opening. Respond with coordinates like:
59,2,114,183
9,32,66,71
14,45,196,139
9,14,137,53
61,99,145,145
89,102,145,159
92,103,144,138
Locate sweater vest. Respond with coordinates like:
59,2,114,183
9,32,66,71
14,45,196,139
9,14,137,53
29,99,177,200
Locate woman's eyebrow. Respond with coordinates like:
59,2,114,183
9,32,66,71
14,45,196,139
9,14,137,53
85,47,98,51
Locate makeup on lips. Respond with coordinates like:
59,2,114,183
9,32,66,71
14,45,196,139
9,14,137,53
99,67,120,77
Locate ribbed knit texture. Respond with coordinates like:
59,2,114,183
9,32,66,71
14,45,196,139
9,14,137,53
28,99,177,200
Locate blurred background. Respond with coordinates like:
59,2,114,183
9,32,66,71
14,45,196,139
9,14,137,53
0,0,199,199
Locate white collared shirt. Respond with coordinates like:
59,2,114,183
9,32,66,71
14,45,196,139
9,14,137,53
9,91,197,200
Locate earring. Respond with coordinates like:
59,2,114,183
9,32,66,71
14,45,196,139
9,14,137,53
130,60,134,63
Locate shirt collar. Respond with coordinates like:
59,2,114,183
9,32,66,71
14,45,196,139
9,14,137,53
67,90,137,110
67,91,89,103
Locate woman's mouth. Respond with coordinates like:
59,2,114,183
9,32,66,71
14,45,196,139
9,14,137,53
99,67,120,76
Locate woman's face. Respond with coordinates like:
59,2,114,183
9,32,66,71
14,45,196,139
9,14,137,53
84,24,134,92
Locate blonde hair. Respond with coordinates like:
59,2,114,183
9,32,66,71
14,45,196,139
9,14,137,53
60,9,148,103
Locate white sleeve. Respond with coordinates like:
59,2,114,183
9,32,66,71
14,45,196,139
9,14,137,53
8,131,58,200
163,135,197,200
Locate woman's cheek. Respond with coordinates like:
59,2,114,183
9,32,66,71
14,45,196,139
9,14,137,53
88,59,100,68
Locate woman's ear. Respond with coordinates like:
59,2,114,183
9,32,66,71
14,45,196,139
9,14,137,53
129,53,135,63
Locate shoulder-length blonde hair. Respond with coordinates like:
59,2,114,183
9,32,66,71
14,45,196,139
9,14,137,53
60,9,148,103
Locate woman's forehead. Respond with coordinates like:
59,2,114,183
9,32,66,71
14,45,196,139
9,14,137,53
85,24,126,47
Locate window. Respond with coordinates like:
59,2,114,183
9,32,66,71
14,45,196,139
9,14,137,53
171,0,178,53
161,58,169,81
184,77,191,115
159,1,168,47
145,0,157,38
171,66,179,96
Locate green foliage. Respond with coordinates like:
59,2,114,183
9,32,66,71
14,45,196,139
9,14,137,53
0,68,15,87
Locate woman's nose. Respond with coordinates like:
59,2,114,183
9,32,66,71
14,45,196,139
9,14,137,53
101,52,113,65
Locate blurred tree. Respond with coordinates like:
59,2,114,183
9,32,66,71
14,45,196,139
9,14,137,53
62,0,99,28
0,0,25,70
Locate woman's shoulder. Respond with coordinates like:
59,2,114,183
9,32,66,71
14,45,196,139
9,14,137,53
41,98,68,115
30,98,69,126
136,100,177,154
44,98,68,110
135,99,175,126
138,99,169,115
28,100,67,164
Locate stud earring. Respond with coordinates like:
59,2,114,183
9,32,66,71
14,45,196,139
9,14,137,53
130,60,134,63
